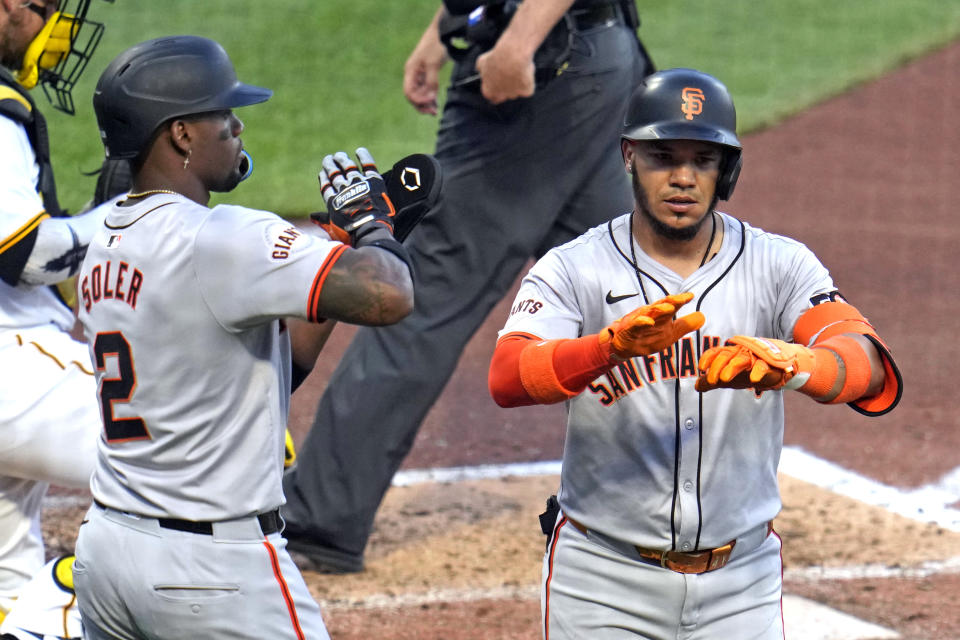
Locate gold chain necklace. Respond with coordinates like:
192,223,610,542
125,189,180,199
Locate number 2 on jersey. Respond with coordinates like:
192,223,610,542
93,331,149,442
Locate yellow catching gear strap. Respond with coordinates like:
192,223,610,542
0,85,31,112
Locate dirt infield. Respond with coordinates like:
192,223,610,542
41,473,960,638
43,39,960,639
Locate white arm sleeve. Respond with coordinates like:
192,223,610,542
20,205,108,286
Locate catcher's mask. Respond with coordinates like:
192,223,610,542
93,35,272,161
14,0,112,115
622,68,742,201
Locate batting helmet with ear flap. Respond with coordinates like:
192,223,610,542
622,68,742,200
92,35,272,160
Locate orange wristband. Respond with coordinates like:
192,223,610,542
816,335,872,404
798,335,871,403
795,347,839,399
519,339,573,404
518,335,615,405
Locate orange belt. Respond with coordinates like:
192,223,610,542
566,516,772,575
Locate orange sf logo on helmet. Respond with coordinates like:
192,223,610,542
680,87,705,120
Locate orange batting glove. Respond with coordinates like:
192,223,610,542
599,292,705,362
696,336,817,394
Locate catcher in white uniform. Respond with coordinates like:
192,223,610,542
71,36,415,640
0,0,111,626
489,68,901,639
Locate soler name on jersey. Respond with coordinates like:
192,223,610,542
79,260,144,311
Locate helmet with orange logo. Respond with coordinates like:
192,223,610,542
622,68,742,200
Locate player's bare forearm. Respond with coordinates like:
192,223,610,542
288,317,338,371
496,0,575,57
316,242,414,326
476,0,576,103
403,5,448,115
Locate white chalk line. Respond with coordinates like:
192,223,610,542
392,446,960,533
44,450,960,586
318,584,539,611
391,459,561,486
46,446,960,535
778,446,960,533
45,450,958,637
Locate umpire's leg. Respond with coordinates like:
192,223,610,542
280,166,543,570
280,18,642,571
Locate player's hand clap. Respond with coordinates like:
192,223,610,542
600,292,705,362
696,336,815,394
313,148,396,246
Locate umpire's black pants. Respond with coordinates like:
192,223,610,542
281,15,648,563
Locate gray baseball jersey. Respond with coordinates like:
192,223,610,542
77,193,340,520
499,211,836,551
73,193,334,640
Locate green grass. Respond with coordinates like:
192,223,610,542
43,0,960,216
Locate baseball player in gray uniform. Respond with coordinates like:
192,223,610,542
71,36,414,640
489,68,902,639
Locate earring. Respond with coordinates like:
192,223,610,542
626,163,633,174
183,149,192,170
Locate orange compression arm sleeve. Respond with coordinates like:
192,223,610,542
793,301,902,415
488,333,616,407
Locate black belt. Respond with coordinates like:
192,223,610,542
568,4,623,31
95,500,281,536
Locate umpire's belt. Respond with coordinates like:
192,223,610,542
95,499,281,536
566,516,773,574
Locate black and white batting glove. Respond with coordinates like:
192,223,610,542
380,153,442,242
314,148,396,246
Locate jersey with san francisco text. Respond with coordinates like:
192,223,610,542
77,194,340,521
498,211,837,552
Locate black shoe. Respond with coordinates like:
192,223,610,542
283,531,364,574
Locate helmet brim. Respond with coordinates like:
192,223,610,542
622,121,741,151
224,82,273,109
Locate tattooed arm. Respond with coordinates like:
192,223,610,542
315,227,414,326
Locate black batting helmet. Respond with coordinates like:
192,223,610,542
622,68,742,200
93,35,272,160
